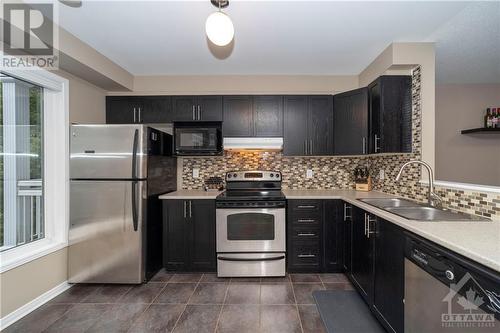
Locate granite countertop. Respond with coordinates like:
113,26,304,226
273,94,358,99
159,189,500,272
284,189,500,273
159,190,222,199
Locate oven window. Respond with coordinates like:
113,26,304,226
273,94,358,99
227,213,275,240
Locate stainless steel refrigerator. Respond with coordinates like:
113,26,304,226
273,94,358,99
69,124,176,284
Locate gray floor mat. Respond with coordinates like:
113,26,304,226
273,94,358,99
313,290,386,333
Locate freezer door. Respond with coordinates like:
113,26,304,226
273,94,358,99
70,125,147,179
69,180,146,283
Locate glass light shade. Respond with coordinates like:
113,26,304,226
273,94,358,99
205,11,234,46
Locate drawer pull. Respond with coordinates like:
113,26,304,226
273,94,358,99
297,233,316,237
297,219,316,223
297,205,316,209
297,254,316,258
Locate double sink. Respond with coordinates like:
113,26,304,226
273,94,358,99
358,198,489,222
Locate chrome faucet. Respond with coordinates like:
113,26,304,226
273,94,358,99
395,160,443,209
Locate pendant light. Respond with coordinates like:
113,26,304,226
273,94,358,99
205,0,234,46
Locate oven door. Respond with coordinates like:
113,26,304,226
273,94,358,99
216,208,285,253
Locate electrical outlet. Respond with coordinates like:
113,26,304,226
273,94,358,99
193,168,200,178
379,169,385,180
306,169,314,178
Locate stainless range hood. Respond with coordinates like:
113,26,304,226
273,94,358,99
223,137,283,151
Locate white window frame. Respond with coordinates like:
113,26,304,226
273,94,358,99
0,68,69,273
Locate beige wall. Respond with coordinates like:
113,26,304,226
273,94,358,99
436,84,500,186
111,75,359,95
0,71,106,320
0,249,67,317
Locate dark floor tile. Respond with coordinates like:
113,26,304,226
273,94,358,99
129,304,185,333
3,304,72,333
120,283,165,303
81,284,132,303
293,283,325,304
323,282,353,290
298,304,327,333
290,274,321,283
319,273,349,283
189,283,228,304
150,269,174,282
225,284,260,304
260,305,302,333
230,277,261,284
49,284,100,304
217,305,260,333
173,304,222,333
170,273,202,283
200,273,230,283
86,303,147,332
44,303,111,333
155,283,197,304
261,283,295,304
261,275,290,283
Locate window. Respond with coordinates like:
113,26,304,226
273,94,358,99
0,74,44,251
0,69,69,273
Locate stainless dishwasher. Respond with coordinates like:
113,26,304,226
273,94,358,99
404,235,499,333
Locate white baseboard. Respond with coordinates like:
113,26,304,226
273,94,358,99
0,281,71,330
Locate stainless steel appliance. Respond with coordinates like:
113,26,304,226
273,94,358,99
405,234,499,332
216,171,286,277
69,125,176,284
174,122,222,155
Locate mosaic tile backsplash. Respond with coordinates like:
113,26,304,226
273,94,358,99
180,67,500,220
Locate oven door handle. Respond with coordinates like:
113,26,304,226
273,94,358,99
217,255,285,262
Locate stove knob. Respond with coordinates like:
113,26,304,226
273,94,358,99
270,174,274,177
227,174,232,178
275,173,280,178
233,173,237,178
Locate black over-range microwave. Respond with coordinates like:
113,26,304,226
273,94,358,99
173,122,223,156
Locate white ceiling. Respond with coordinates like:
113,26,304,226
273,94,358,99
58,1,500,83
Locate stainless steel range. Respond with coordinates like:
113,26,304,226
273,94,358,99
216,171,286,277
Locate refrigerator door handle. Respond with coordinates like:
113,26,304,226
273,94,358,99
132,129,139,179
132,181,138,231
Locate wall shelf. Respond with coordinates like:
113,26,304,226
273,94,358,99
461,128,500,134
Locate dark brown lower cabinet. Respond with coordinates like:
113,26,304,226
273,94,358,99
344,202,405,333
163,199,216,272
287,199,343,273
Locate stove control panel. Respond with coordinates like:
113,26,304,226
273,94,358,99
226,170,281,182
216,200,286,209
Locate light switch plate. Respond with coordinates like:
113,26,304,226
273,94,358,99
379,169,385,180
306,169,314,178
193,168,200,178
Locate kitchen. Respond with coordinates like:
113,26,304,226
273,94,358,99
1,1,499,333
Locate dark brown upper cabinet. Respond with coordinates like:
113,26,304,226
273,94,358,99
223,95,253,136
253,96,283,137
223,95,283,137
172,96,222,122
333,88,369,155
106,96,172,124
284,95,333,156
369,76,412,154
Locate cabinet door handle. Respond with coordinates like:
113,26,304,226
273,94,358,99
374,134,381,153
297,205,316,209
304,141,307,155
364,213,368,236
133,107,137,123
362,137,366,154
344,204,352,221
310,139,313,155
138,107,142,123
298,233,316,237
189,201,192,218
197,105,201,120
183,201,187,218
298,254,316,258
192,105,196,120
367,215,376,238
297,218,316,223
